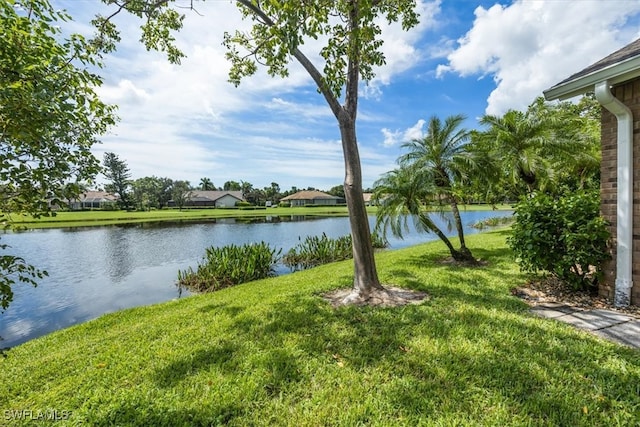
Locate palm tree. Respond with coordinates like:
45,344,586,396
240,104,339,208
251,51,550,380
199,177,215,191
396,114,476,261
477,109,555,194
374,165,469,261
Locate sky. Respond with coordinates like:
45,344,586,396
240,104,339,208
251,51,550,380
53,0,640,191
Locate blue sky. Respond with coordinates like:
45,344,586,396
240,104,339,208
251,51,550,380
54,0,640,191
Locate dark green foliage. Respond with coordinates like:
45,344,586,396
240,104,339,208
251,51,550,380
103,152,132,209
0,244,47,312
327,185,345,198
283,232,387,271
177,242,281,292
473,95,601,199
170,180,192,211
132,176,173,210
223,180,242,191
507,191,610,290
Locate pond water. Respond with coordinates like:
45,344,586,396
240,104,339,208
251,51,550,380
0,211,512,348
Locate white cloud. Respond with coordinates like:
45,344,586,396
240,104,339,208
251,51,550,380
438,0,640,115
96,79,150,104
404,119,427,141
365,0,442,95
381,119,426,147
56,1,447,189
381,128,401,147
267,97,333,121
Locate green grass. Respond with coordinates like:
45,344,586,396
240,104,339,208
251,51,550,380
2,230,637,426
6,204,513,229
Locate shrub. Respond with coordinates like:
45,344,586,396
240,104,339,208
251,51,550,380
283,232,388,271
279,202,291,208
507,191,610,290
177,242,281,292
235,201,252,207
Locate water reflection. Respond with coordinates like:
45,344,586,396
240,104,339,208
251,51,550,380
0,211,512,348
105,228,134,282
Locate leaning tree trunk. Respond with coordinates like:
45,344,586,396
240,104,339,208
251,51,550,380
427,219,465,261
448,196,474,261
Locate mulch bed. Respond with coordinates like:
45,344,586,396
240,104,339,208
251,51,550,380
512,276,640,317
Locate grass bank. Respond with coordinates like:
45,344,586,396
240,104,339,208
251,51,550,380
7,204,512,229
3,230,636,426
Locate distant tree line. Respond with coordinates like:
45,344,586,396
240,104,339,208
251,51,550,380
98,152,359,211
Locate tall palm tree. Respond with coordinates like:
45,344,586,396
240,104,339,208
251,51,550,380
397,114,476,261
199,177,215,191
374,165,467,261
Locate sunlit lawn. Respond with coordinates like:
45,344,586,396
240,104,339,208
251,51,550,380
2,230,637,426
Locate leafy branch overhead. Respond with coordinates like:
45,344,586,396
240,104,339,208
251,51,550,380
225,0,419,104
92,0,186,63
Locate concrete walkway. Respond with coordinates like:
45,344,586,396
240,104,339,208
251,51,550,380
531,303,640,349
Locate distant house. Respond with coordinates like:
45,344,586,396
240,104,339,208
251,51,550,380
169,190,245,208
363,193,374,206
280,190,341,207
68,191,118,210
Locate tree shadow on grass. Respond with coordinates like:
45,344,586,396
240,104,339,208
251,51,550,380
154,340,239,388
383,244,529,312
145,292,640,425
197,302,245,317
386,307,640,425
88,399,245,427
118,235,640,425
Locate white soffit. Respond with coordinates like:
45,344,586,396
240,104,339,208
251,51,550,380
544,56,640,101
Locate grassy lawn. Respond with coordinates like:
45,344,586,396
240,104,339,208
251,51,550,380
6,204,513,229
3,230,637,426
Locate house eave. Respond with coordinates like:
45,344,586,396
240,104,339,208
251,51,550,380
544,56,640,101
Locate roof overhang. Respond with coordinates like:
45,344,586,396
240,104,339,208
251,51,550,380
544,55,640,101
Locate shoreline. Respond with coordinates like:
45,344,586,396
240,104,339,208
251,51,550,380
6,204,513,230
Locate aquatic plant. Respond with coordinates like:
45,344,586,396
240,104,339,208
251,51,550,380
471,216,514,230
283,232,388,271
178,242,281,292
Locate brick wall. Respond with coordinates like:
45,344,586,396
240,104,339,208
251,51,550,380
600,77,640,304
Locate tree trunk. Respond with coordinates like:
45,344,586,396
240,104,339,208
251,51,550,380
448,195,474,261
338,113,384,298
428,221,463,260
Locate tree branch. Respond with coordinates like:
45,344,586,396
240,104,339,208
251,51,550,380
344,1,360,119
235,0,343,119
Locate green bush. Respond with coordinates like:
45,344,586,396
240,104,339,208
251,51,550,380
283,232,388,271
235,201,252,207
279,202,291,208
177,242,281,292
507,191,610,290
